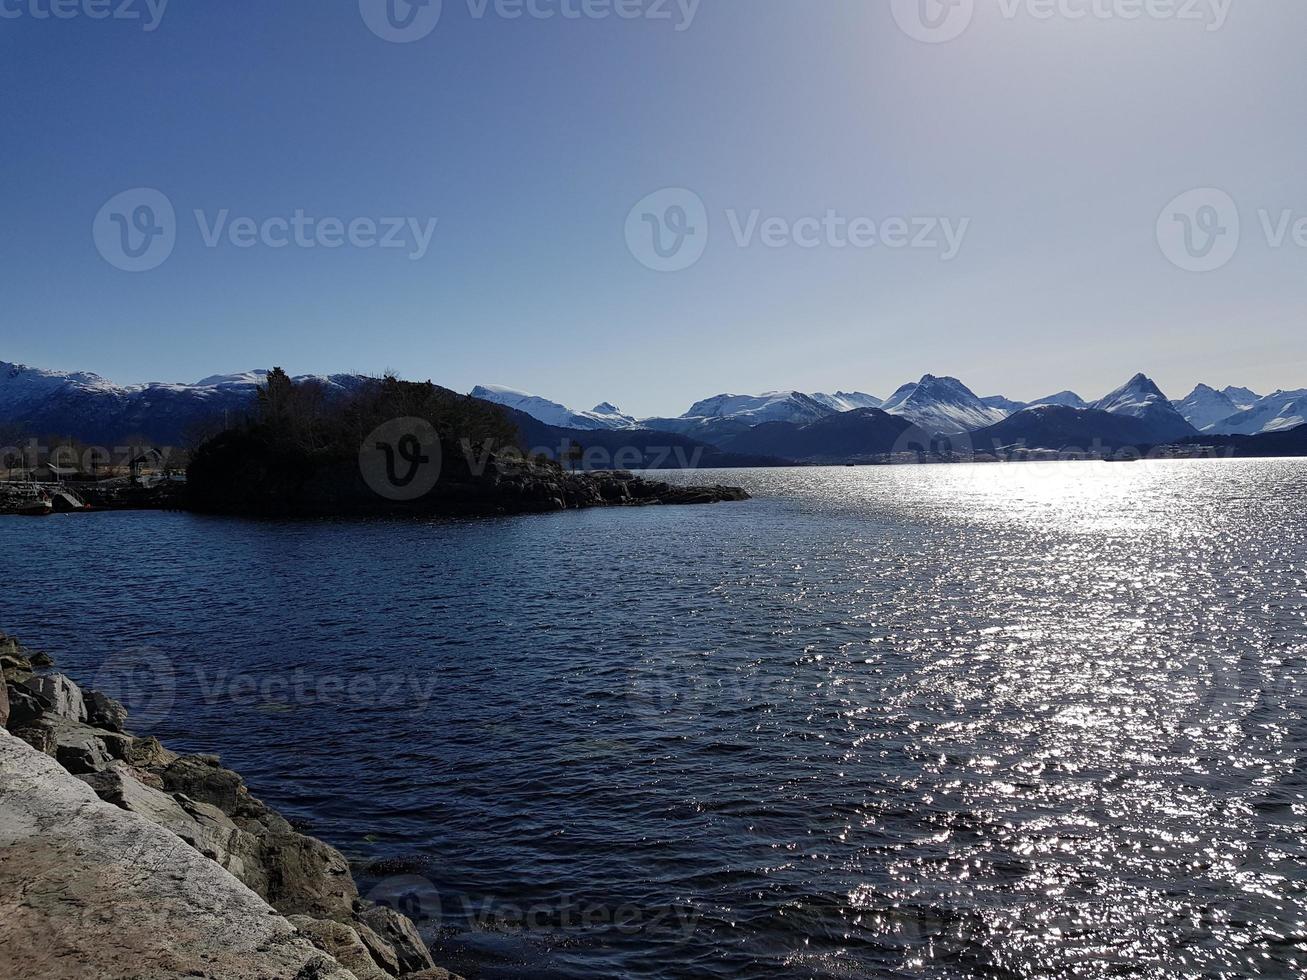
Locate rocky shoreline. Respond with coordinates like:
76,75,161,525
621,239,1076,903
0,633,458,980
0,479,183,516
2,464,748,519
186,430,751,518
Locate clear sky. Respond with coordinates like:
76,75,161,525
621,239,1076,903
3,0,1304,418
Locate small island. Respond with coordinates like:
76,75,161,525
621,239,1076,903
185,371,749,518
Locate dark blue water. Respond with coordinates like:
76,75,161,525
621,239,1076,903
3,460,1306,978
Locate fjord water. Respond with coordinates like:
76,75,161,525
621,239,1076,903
4,459,1305,978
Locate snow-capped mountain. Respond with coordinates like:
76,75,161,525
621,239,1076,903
476,386,872,435
468,385,635,431
0,362,367,444
1210,389,1307,435
810,391,883,413
638,390,837,446
1173,384,1240,432
880,375,1010,434
982,395,1028,414
1028,390,1088,410
681,391,833,426
1092,373,1196,442
9,358,1298,452
1222,386,1262,412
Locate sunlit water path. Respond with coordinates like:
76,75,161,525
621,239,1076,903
3,459,1304,978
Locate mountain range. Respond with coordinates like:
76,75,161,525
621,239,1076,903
3,359,1304,464
476,373,1305,445
0,363,367,444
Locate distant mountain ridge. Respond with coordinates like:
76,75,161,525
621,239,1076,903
971,405,1168,454
1207,389,1307,435
0,362,368,444
3,360,1300,459
879,375,1009,434
1091,373,1197,443
1172,384,1240,432
721,408,922,463
469,385,635,431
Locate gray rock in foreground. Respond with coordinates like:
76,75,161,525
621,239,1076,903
0,728,360,980
1,635,466,980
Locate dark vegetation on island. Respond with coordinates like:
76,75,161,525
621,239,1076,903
185,370,750,517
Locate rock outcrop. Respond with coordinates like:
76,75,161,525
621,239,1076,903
0,634,463,980
0,728,359,980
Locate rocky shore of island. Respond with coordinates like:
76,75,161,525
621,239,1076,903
0,632,458,980
1,465,746,519
185,428,750,518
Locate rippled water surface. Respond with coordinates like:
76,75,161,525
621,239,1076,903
3,460,1306,978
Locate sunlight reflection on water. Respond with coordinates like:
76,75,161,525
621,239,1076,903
3,458,1305,978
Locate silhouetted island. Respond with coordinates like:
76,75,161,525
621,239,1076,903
185,371,749,518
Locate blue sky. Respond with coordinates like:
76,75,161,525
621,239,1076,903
2,0,1305,417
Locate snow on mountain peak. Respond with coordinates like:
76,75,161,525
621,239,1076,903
880,374,1009,434
1173,383,1239,432
470,385,635,431
194,371,271,388
1208,388,1307,435
681,391,831,425
1094,373,1169,414
1221,386,1262,412
809,391,883,413
1027,391,1087,410
1093,374,1196,441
